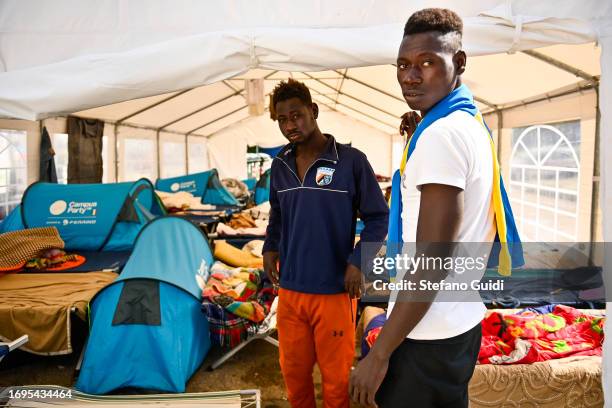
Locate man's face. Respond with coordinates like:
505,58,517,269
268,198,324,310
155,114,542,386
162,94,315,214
397,31,464,114
275,97,318,145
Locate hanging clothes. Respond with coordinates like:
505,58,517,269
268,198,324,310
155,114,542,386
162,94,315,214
39,126,58,183
67,116,104,183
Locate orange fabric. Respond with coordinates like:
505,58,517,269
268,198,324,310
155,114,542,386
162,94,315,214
277,288,356,408
45,254,87,271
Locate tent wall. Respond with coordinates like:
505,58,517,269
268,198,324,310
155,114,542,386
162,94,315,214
598,29,612,406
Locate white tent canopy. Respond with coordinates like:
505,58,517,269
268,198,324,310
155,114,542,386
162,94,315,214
1,1,611,404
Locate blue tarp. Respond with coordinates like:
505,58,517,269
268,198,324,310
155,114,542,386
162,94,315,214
1,179,164,251
258,145,283,158
156,169,239,206
76,216,212,394
254,168,271,205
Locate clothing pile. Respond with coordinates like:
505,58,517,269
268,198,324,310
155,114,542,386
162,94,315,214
201,261,276,347
479,304,604,364
216,212,267,237
0,227,85,274
221,178,250,201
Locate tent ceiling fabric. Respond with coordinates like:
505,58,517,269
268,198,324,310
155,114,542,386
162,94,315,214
1,0,608,120
70,40,600,137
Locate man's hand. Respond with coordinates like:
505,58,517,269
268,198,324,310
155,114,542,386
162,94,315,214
263,251,280,285
344,263,363,298
349,350,389,407
399,111,422,138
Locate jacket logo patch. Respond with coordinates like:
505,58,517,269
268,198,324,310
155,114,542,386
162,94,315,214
315,167,335,186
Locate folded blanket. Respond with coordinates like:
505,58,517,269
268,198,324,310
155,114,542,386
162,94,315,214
155,190,215,211
201,301,256,348
0,227,64,270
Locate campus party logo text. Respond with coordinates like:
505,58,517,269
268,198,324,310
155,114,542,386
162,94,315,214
49,200,98,216
170,180,197,192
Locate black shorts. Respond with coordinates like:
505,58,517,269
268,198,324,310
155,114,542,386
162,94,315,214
375,323,482,408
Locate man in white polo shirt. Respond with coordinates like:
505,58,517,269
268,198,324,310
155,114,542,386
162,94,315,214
349,8,522,408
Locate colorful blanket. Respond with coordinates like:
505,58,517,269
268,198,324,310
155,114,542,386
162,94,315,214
201,301,256,348
479,305,604,364
361,305,604,365
202,262,274,323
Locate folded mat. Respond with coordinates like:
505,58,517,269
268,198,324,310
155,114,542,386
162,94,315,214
0,272,117,355
0,227,64,270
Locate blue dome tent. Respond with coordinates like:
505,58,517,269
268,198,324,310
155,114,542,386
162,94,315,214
0,179,165,251
155,169,239,207
76,216,213,394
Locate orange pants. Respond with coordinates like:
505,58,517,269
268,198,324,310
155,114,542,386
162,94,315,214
277,288,356,408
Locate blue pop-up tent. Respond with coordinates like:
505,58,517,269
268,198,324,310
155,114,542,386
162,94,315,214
0,179,165,251
76,216,212,394
155,169,239,206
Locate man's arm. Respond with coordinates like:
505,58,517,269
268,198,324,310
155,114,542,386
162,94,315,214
345,152,389,298
262,164,281,284
349,183,463,407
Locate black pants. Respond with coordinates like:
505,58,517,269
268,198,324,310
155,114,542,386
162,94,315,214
376,323,482,408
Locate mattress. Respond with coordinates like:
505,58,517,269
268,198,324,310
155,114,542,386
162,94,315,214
470,355,603,407
0,272,117,355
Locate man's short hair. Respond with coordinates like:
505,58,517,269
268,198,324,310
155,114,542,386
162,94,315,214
269,78,313,121
403,8,463,49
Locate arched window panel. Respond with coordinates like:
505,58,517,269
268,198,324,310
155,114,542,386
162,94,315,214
509,120,580,242
0,129,27,219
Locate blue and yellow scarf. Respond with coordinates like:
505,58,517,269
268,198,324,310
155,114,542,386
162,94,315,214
388,84,523,275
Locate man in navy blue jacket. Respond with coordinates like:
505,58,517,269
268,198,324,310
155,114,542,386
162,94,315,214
262,78,389,408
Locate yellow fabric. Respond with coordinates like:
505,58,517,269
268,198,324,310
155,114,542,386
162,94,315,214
397,111,512,276
213,240,263,268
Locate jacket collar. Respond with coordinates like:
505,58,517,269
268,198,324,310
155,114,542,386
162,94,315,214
277,133,339,164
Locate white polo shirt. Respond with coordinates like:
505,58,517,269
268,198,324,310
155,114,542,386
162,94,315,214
387,109,496,340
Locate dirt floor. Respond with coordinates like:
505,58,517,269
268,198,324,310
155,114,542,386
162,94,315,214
0,325,362,407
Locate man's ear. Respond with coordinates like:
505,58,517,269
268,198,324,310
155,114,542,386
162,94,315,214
454,50,467,76
312,102,319,119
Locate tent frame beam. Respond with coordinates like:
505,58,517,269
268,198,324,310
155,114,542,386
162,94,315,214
156,90,244,132
333,69,498,111
521,50,599,84
302,72,400,121
313,92,397,130
191,105,248,136
482,80,596,116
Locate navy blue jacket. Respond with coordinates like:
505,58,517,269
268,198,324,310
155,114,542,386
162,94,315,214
262,135,389,294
